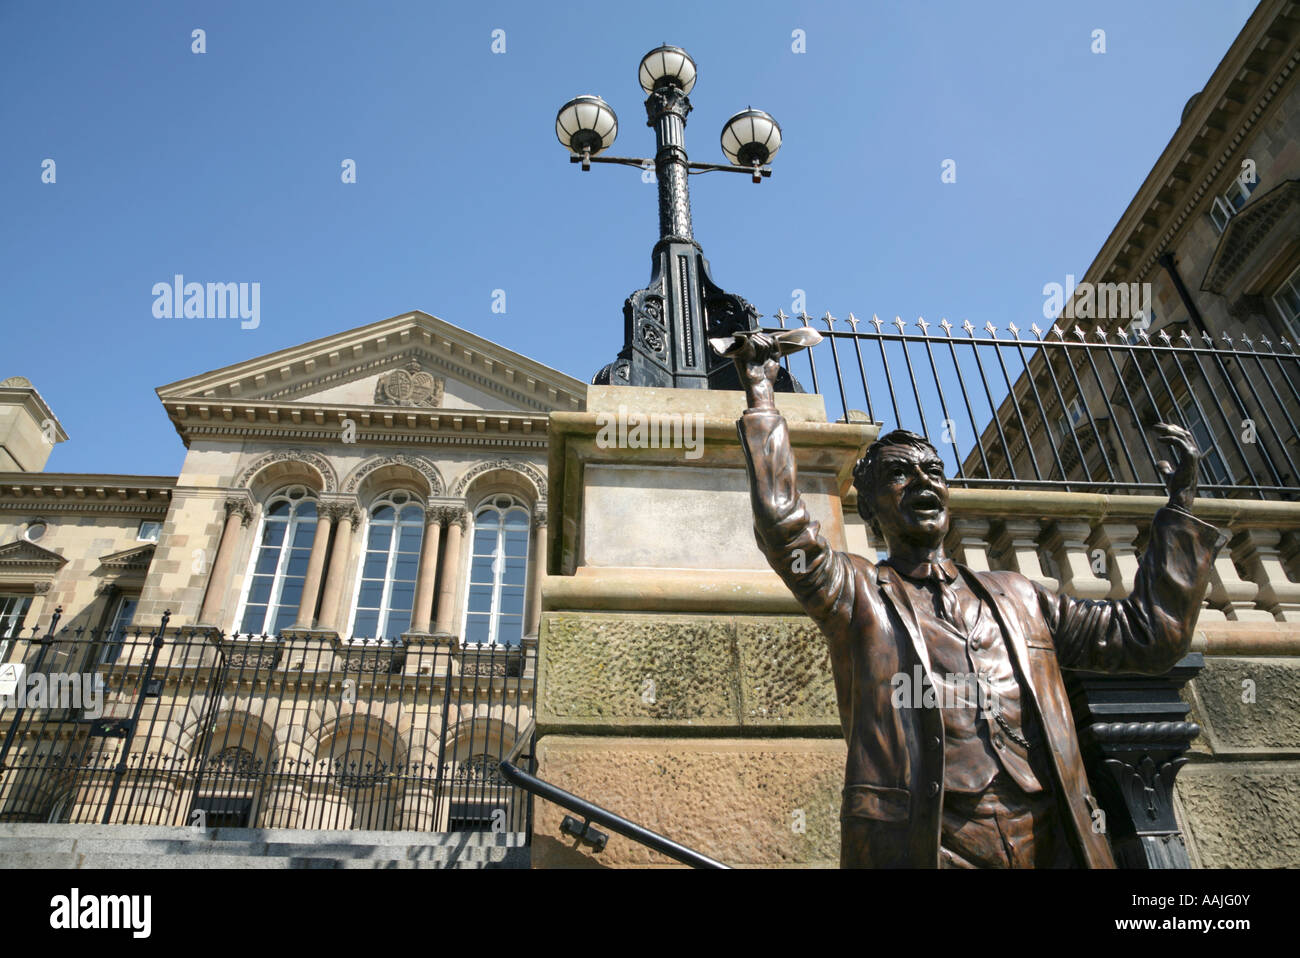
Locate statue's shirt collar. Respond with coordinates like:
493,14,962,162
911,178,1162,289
882,555,959,584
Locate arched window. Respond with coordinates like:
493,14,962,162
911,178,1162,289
239,485,318,636
351,491,424,640
463,494,530,646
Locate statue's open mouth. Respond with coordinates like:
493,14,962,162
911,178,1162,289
909,491,943,513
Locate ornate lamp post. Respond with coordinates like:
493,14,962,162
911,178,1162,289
556,45,800,391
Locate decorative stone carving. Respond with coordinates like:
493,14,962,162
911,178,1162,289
320,500,362,526
342,455,444,497
32,581,52,595
0,376,33,388
451,459,547,502
236,450,338,493
435,505,469,530
532,503,548,529
224,496,256,525
374,361,444,408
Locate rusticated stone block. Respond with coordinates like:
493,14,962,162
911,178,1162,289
734,617,838,729
1176,762,1300,868
532,736,846,868
1184,656,1300,754
538,613,740,731
537,612,840,734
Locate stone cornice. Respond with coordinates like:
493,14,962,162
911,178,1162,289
0,386,69,442
96,543,157,572
162,399,551,450
0,474,174,516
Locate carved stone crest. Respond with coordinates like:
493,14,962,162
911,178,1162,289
374,362,444,408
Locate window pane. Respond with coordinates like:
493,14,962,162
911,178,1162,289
362,552,388,579
472,528,497,555
358,580,384,608
352,610,379,639
297,501,318,519
464,615,491,645
504,530,529,556
271,605,298,635
368,524,392,551
502,558,527,587
267,501,291,517
248,577,273,605
499,588,525,616
241,605,267,634
393,555,420,582
278,578,304,609
254,547,280,575
285,551,311,577
469,555,496,586
397,526,424,553
292,521,317,548
467,584,493,614
261,522,286,547
389,583,416,612
383,610,411,639
496,616,523,646
372,505,395,522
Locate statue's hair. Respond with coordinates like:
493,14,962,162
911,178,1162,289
852,429,941,525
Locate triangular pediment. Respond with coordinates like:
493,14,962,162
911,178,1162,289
1202,179,1300,295
96,543,157,572
156,311,587,414
0,539,67,570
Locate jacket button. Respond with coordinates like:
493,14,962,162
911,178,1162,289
929,782,940,796
930,736,941,751
993,733,1005,750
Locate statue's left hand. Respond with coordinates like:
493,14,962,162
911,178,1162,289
1154,422,1201,511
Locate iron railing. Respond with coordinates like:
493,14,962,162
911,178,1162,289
769,313,1300,499
0,610,535,834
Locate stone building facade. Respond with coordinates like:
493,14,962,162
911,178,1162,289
0,311,581,832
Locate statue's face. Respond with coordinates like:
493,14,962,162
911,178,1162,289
869,446,950,549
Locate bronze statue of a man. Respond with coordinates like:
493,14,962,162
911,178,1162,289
728,332,1227,868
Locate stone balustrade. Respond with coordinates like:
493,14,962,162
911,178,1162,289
839,488,1300,645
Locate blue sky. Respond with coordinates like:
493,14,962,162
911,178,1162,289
0,0,1258,476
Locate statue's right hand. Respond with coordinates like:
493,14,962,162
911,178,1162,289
735,333,783,390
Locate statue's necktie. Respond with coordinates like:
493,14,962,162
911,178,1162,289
930,572,968,633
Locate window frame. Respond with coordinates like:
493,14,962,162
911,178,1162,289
0,593,34,663
461,494,531,647
97,593,138,666
347,491,426,642
234,485,320,637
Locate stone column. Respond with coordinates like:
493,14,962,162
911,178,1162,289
197,495,256,628
409,511,444,635
318,502,361,633
1231,528,1300,621
433,506,468,637
525,504,549,638
291,508,334,629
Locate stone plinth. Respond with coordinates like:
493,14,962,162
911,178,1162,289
534,386,874,868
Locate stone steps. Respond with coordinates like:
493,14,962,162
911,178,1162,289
0,824,530,869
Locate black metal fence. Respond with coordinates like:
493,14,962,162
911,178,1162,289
0,611,535,834
771,313,1300,499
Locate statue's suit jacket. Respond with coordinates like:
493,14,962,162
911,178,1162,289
737,407,1228,868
